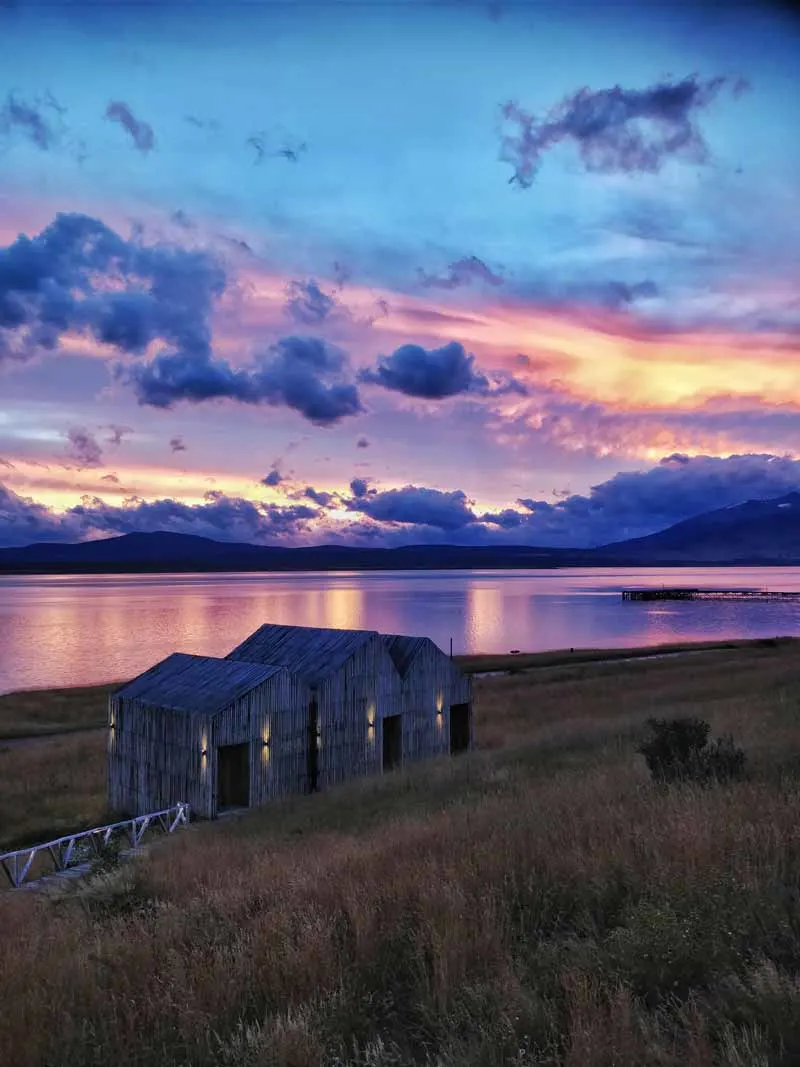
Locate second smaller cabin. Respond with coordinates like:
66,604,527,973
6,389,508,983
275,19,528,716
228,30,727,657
108,653,309,819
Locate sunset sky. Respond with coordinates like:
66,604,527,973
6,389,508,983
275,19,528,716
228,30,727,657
1,0,798,548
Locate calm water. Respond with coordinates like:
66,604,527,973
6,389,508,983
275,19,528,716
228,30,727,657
2,566,800,693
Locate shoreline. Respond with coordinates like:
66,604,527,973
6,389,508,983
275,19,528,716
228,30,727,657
2,636,795,743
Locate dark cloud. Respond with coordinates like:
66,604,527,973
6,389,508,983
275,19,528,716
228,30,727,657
101,474,120,484
0,481,321,549
171,210,194,230
284,279,337,325
64,426,103,468
246,131,306,165
347,485,477,531
105,100,155,153
511,453,800,547
0,212,226,366
500,75,746,187
356,436,370,449
418,256,504,290
124,335,364,426
359,341,526,400
261,468,283,487
303,486,335,507
4,454,800,550
106,424,133,446
0,93,59,150
169,435,187,453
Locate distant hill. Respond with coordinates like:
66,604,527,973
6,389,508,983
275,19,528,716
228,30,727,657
0,531,587,574
1,493,800,574
595,492,800,563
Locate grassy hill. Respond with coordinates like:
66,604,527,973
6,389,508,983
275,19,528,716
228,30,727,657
1,640,800,1066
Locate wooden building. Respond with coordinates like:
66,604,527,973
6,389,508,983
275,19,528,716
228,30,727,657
381,634,474,760
226,625,403,789
108,652,309,818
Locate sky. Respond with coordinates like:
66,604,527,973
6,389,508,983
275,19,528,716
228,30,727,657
0,0,798,549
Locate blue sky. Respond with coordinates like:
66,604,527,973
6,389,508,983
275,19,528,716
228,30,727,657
0,0,798,548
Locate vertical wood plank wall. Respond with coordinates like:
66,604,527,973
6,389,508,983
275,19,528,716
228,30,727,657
108,637,473,819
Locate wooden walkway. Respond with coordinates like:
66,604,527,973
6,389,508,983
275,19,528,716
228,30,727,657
622,588,800,602
0,802,190,890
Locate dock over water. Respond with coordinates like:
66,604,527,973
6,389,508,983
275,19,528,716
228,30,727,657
622,588,800,602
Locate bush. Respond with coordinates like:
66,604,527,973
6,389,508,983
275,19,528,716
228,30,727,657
638,717,747,784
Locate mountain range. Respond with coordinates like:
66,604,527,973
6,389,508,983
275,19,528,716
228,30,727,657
1,492,799,575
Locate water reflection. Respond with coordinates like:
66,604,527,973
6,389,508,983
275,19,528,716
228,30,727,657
1,566,800,692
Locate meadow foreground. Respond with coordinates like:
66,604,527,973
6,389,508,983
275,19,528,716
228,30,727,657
1,639,799,1066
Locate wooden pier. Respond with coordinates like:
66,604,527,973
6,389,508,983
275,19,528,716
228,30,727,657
622,588,800,602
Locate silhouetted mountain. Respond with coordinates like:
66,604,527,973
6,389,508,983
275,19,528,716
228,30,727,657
0,532,584,574
595,492,800,563
1,492,800,574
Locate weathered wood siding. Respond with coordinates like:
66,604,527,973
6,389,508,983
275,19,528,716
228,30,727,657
317,635,403,789
108,669,310,818
398,642,474,764
108,697,210,817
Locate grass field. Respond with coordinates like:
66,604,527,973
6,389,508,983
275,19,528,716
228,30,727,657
1,639,800,1066
0,682,116,740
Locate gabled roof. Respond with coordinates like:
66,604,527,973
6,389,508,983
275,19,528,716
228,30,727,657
226,624,380,685
381,634,434,677
114,653,286,717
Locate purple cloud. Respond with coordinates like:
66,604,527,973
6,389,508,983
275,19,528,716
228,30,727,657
105,101,156,153
500,75,746,187
0,93,59,150
418,256,504,290
64,426,103,468
125,336,364,426
347,485,476,531
359,341,526,400
0,213,226,366
169,436,187,453
284,279,337,325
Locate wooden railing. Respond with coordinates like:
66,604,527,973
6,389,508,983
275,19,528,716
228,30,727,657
0,802,190,889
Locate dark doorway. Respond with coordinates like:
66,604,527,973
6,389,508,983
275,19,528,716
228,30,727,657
382,714,402,772
217,743,250,810
307,699,319,792
449,704,471,755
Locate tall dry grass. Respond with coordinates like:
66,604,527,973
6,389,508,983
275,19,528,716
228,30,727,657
1,641,800,1066
0,732,109,850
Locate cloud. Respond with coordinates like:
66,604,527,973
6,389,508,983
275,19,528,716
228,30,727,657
0,481,321,548
105,100,156,153
359,341,526,400
106,424,133,446
0,212,226,366
284,279,337,325
0,93,59,150
512,453,800,546
169,435,187,453
4,454,800,550
171,210,194,230
418,256,504,290
101,474,120,484
347,485,477,531
125,335,364,425
356,436,370,449
500,75,746,187
64,426,103,468
303,486,336,507
261,468,283,487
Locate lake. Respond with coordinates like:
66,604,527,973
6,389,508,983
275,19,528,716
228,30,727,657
2,566,800,694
